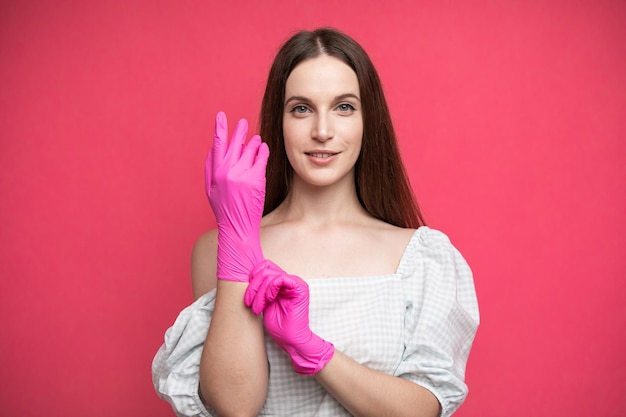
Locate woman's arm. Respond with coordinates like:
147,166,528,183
243,261,440,416
195,112,270,416
244,260,440,416
315,351,441,417
192,230,269,417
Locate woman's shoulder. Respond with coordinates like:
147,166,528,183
190,229,219,299
407,226,466,258
396,226,470,277
410,226,454,248
193,228,219,248
367,220,416,252
338,221,417,278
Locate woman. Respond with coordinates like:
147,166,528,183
153,28,479,417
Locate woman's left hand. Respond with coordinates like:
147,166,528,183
244,259,335,375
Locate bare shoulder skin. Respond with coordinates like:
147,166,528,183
190,229,218,299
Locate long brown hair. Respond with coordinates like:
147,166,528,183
260,28,425,228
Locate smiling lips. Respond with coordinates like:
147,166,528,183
305,150,339,165
306,152,337,158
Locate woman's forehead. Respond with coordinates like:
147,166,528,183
285,55,359,98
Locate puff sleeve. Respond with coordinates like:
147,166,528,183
395,227,480,417
151,291,217,417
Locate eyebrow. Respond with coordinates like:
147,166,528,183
284,93,361,106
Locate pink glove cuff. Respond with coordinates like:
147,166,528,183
215,227,264,282
285,333,335,375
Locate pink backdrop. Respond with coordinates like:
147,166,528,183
1,1,624,416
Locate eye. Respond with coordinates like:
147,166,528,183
337,103,356,113
290,105,310,114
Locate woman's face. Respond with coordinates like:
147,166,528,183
282,54,363,189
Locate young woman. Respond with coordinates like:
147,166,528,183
153,28,479,417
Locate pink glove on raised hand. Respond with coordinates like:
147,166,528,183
244,259,335,375
205,111,269,282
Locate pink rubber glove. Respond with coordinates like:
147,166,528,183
244,259,335,375
205,111,269,282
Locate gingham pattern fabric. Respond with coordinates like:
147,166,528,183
152,226,479,417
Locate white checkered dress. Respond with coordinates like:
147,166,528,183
152,226,479,417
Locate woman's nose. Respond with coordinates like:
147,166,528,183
312,114,334,142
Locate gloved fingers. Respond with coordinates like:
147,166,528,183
239,135,263,169
207,111,231,196
245,259,277,312
266,273,307,302
255,267,307,313
245,259,291,314
243,261,265,310
250,279,273,315
251,141,270,176
224,118,248,165
212,111,229,167
204,146,213,200
205,112,227,197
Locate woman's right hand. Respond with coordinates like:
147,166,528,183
205,111,270,282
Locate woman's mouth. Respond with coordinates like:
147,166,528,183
306,152,337,159
305,151,339,165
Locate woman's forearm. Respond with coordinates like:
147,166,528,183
199,281,268,416
314,350,441,417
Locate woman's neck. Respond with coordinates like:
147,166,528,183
268,176,370,227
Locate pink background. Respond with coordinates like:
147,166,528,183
1,1,624,416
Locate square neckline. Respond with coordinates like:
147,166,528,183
304,227,427,284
